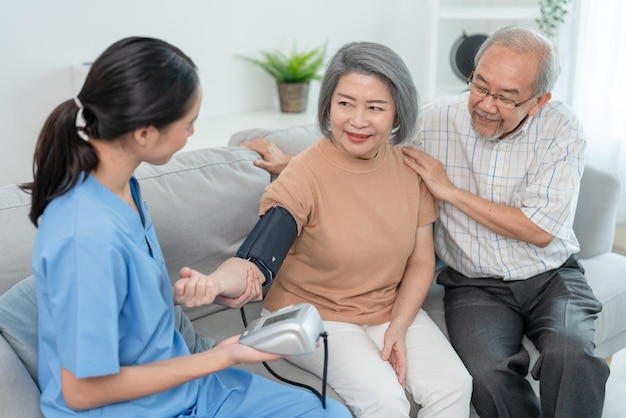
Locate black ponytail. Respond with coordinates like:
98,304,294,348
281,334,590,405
21,99,98,226
20,37,199,226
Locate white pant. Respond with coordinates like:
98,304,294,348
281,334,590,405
284,309,472,418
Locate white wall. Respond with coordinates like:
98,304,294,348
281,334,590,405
0,0,432,186
0,0,577,187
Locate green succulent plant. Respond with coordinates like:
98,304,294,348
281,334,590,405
239,43,327,83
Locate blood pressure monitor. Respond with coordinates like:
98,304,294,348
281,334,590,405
239,303,325,355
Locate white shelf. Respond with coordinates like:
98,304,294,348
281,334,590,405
425,0,540,102
439,6,539,20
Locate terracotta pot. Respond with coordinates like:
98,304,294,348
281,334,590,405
277,82,309,113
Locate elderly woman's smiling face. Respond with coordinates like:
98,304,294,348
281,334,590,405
329,72,396,159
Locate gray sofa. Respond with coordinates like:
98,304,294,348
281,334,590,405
1,123,625,417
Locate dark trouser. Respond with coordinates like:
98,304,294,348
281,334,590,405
438,256,610,418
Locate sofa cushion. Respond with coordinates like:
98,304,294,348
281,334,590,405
135,146,271,320
579,253,626,357
0,185,36,294
0,335,43,417
0,275,38,385
174,305,216,353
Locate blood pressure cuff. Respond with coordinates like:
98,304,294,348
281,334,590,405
236,206,297,287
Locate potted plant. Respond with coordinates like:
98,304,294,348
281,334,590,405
536,0,571,39
239,43,326,113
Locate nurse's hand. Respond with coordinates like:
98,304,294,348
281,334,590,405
217,335,284,364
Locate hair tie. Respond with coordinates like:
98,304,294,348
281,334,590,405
73,97,89,141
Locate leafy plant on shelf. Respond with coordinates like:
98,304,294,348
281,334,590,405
238,43,326,84
536,0,571,38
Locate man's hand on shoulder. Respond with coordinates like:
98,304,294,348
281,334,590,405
401,146,457,201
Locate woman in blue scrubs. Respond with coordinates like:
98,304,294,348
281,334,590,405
22,37,350,418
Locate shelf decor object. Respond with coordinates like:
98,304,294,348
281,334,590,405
238,43,326,113
449,31,487,81
425,0,542,101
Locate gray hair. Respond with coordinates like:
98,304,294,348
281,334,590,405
317,42,418,145
475,24,560,95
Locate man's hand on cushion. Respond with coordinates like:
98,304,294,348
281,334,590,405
240,138,292,175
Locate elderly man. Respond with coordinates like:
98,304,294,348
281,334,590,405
401,25,609,418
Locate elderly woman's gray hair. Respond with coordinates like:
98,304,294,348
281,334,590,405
317,41,418,145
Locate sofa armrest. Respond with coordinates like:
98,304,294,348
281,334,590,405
574,164,621,258
0,335,43,417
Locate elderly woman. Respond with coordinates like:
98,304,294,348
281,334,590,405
213,41,472,417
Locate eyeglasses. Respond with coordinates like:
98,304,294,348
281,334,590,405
466,70,535,110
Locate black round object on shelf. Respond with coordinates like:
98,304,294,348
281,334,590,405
450,32,488,81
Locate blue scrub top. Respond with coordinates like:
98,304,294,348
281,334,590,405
33,174,198,417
